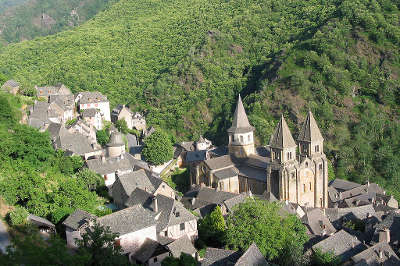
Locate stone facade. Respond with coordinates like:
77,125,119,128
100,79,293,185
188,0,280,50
191,96,329,208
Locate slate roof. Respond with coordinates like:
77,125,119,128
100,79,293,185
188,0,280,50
205,155,233,170
29,101,50,126
82,108,98,118
47,123,62,140
195,187,237,205
86,156,133,175
77,91,108,104
2,80,19,88
125,153,150,171
227,95,255,134
329,179,361,192
49,94,74,111
166,235,196,257
312,229,366,262
298,111,324,142
186,150,208,163
325,204,377,223
269,115,296,149
224,193,249,212
214,167,238,180
27,214,55,229
243,155,269,169
97,205,156,235
301,208,336,236
351,242,400,266
112,169,161,205
132,238,168,263
125,188,153,207
235,243,269,266
374,213,400,243
55,130,95,156
62,209,97,230
236,165,266,182
129,192,197,232
201,248,241,266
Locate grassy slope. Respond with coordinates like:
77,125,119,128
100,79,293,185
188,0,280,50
0,0,399,196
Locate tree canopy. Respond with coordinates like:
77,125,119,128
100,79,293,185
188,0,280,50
142,130,173,165
225,199,308,263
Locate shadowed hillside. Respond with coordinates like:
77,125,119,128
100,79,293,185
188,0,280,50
0,0,399,198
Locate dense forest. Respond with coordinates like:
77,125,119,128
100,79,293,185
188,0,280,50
0,0,399,199
0,0,116,44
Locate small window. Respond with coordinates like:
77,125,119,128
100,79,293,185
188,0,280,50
315,145,319,152
319,164,323,171
309,182,312,190
291,173,295,179
240,135,244,142
154,257,158,263
248,135,251,141
164,231,168,237
180,223,185,231
287,152,290,160
305,162,309,168
303,184,306,192
320,198,323,207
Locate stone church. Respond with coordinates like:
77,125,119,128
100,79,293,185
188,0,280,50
191,96,328,208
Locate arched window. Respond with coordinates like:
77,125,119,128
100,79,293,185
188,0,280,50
240,135,244,142
248,135,251,141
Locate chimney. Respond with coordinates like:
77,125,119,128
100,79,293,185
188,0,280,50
379,228,390,243
153,196,158,213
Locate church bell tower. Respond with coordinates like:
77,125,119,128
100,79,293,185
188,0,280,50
227,95,255,159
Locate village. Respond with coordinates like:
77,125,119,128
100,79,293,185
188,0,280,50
1,80,400,265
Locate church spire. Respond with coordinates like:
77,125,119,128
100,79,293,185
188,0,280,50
269,115,296,149
298,111,324,142
227,94,254,133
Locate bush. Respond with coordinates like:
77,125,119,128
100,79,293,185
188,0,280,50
8,207,29,226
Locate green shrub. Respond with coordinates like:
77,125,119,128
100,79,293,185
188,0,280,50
9,206,29,226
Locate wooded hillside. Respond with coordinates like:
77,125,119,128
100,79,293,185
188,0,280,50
0,0,399,198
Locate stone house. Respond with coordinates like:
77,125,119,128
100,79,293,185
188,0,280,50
48,94,75,122
111,105,147,130
111,169,175,209
2,80,20,95
130,238,169,265
350,241,400,265
66,119,97,145
81,108,104,130
35,84,72,101
63,206,157,254
75,91,111,121
127,191,198,241
132,112,147,131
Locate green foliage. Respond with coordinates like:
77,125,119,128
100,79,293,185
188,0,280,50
76,221,129,265
310,249,341,266
0,230,90,265
96,129,110,147
115,119,129,134
163,168,190,195
66,118,78,126
198,206,226,247
343,219,365,232
0,0,399,199
0,94,103,224
8,206,28,226
76,168,104,191
161,253,197,266
142,130,173,165
225,199,308,262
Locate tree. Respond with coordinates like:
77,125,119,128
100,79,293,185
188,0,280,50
76,221,129,266
8,206,29,226
225,199,308,262
115,119,129,134
142,130,173,165
76,168,105,191
198,206,226,247
161,253,197,266
310,249,341,266
0,229,90,265
96,129,110,146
